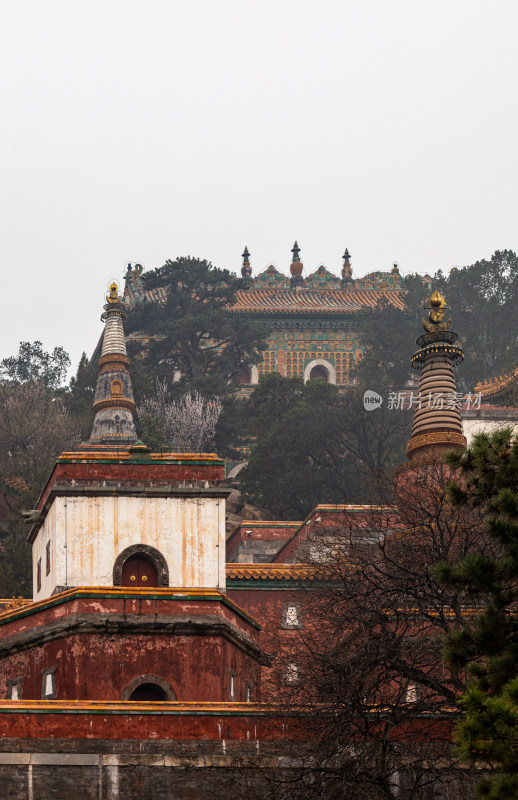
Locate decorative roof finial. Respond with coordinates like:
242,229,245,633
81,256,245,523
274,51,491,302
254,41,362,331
241,246,252,278
106,280,122,304
391,261,400,275
341,248,353,283
290,241,304,289
421,290,452,333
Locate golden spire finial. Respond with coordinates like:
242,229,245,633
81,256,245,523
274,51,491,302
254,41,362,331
421,290,452,332
106,281,121,304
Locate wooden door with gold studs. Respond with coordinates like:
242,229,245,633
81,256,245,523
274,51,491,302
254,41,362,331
121,556,158,587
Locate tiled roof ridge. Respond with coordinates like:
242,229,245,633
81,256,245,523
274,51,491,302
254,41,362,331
231,287,405,315
123,266,406,315
271,503,396,562
475,365,518,399
0,586,260,629
234,520,302,527
226,563,336,580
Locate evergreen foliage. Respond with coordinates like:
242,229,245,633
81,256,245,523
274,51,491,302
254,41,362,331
358,251,518,392
239,373,411,518
64,352,97,439
434,429,518,799
0,342,79,597
0,341,70,389
436,250,518,391
356,273,430,388
124,256,268,398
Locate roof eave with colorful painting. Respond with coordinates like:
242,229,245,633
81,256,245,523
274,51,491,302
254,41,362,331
123,262,409,317
475,366,518,404
230,287,405,317
226,563,340,588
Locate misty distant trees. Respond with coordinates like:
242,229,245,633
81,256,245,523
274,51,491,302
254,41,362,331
0,343,80,597
124,256,268,398
358,250,518,392
239,374,411,518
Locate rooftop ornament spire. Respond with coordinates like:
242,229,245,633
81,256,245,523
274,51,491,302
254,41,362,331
89,281,137,447
241,246,252,278
341,248,353,284
290,241,304,289
406,290,466,461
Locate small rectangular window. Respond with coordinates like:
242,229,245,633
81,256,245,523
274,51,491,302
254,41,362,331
405,683,418,704
229,671,236,701
284,663,299,683
41,667,57,700
245,683,252,703
282,603,303,629
45,541,51,576
37,558,42,592
7,677,22,700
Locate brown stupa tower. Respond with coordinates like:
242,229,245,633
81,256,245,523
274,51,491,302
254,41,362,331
406,290,466,461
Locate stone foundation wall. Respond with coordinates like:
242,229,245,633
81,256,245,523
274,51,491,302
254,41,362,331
0,738,286,800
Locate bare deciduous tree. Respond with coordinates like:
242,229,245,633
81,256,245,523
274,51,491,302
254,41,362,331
138,380,222,452
0,380,78,497
0,379,79,596
254,462,492,800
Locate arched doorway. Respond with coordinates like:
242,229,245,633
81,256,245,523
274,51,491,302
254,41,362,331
122,674,177,702
235,367,252,385
309,365,329,381
121,555,158,587
129,683,167,701
113,544,169,587
304,359,336,385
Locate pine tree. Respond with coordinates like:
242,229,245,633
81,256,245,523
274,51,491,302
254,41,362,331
124,257,267,397
434,428,518,799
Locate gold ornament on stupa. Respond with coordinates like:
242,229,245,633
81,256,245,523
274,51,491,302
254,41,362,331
106,281,121,304
421,290,452,333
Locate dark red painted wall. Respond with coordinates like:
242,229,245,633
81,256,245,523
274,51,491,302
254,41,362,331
226,525,297,561
0,705,304,741
0,594,261,703
37,460,224,509
0,633,259,703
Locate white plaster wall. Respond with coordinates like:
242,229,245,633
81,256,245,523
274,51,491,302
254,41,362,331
462,418,518,445
32,501,63,601
32,494,226,601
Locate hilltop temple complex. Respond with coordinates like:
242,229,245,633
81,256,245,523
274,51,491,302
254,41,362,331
123,245,415,389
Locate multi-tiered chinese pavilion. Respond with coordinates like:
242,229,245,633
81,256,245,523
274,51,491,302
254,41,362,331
124,245,416,391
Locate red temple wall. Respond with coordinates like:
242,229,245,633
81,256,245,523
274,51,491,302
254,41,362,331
0,632,260,702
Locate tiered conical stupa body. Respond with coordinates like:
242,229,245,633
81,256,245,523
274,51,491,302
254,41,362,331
406,291,466,461
89,282,137,446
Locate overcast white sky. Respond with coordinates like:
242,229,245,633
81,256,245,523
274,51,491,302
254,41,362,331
1,0,517,373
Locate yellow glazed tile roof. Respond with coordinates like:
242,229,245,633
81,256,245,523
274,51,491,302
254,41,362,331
226,564,330,581
475,366,518,400
231,288,405,315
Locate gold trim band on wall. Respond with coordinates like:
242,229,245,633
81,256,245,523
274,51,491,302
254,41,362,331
406,431,467,458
